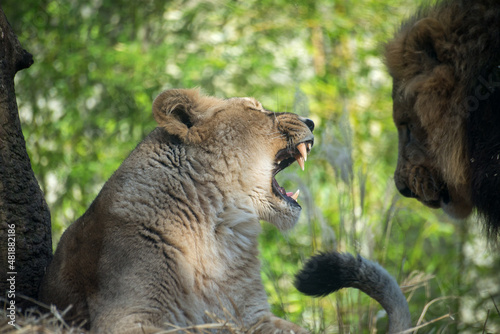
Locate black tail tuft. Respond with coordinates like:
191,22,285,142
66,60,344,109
294,252,359,297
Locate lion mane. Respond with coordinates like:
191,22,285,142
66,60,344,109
385,0,500,237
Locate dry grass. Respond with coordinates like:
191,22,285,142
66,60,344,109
0,304,85,334
0,301,274,334
0,291,458,334
5,269,498,333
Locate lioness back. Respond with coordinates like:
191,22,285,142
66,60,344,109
39,89,314,333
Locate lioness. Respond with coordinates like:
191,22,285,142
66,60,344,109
385,0,500,237
39,89,314,333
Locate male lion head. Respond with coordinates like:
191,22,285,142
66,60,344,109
385,0,500,237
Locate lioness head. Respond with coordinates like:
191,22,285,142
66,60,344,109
153,89,314,231
385,16,474,219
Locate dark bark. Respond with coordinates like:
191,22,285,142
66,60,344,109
0,5,52,310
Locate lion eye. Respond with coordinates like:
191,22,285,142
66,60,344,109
406,124,412,142
399,123,412,144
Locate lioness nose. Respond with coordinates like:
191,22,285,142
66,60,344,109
300,117,315,132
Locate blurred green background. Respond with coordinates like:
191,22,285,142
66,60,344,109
4,0,500,332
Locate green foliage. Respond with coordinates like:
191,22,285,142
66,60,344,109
5,0,500,332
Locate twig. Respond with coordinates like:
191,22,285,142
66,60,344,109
490,294,500,317
482,309,490,334
414,296,458,334
157,322,239,334
398,313,454,334
17,293,52,310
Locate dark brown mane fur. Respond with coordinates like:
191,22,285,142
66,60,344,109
385,0,500,238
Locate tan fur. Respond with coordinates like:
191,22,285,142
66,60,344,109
39,89,314,333
384,0,500,220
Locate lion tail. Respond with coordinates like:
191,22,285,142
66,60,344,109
294,251,411,333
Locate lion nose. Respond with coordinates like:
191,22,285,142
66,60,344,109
300,117,315,132
397,186,415,198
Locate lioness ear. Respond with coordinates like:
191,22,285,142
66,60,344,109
152,89,199,140
407,18,447,63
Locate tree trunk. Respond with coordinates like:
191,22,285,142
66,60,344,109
0,5,52,310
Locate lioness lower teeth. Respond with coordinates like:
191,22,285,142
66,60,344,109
290,189,300,201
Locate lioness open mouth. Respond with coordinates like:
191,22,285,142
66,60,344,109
272,141,313,205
